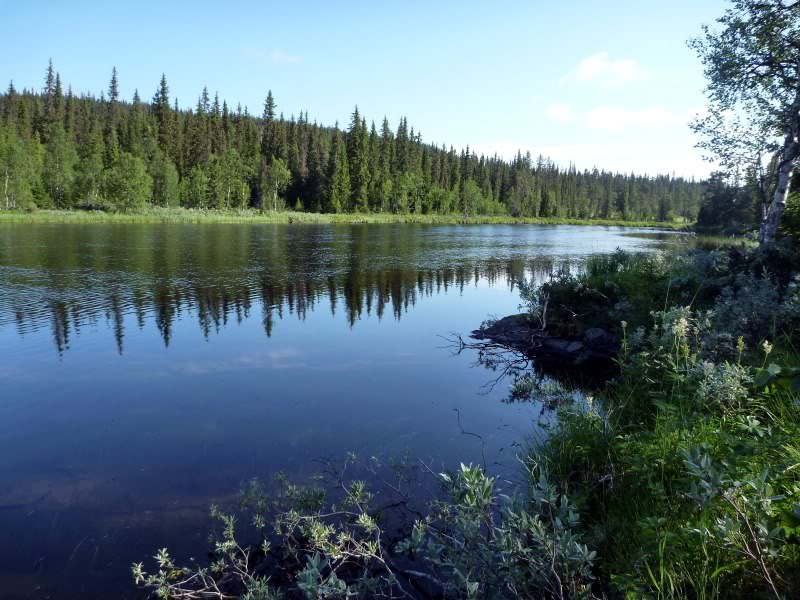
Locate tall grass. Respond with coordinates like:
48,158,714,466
0,207,688,228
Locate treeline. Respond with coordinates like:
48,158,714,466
0,61,703,220
697,169,800,234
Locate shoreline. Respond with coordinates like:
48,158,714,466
0,208,689,229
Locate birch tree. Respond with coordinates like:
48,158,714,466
261,157,290,212
690,0,800,243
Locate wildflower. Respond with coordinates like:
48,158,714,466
762,340,773,356
673,317,689,339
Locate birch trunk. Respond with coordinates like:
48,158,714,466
761,62,800,245
761,147,795,244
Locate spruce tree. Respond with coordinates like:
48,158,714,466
324,125,350,213
347,107,370,212
0,62,705,219
103,67,121,166
261,90,277,159
3,81,17,128
306,129,326,211
153,74,176,163
42,59,56,132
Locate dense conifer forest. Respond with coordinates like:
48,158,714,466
0,62,703,220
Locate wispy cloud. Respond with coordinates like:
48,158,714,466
561,52,645,87
544,104,702,132
583,105,701,131
241,47,304,65
164,348,307,376
543,103,576,123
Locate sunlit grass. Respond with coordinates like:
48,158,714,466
0,207,688,228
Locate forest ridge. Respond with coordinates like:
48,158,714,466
0,62,703,219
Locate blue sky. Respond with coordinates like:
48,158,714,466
1,0,728,178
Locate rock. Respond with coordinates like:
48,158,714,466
543,339,585,354
583,328,620,352
473,314,536,346
471,315,619,371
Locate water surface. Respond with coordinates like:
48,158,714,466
0,223,667,599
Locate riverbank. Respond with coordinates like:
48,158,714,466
129,240,800,600
515,243,800,598
0,208,689,228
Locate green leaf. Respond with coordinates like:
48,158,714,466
753,368,771,387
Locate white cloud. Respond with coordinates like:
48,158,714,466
561,52,645,87
544,103,576,123
583,106,697,131
165,348,307,376
241,47,304,65
543,104,702,132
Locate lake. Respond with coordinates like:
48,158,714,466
0,223,669,599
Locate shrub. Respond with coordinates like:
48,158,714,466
399,463,597,599
712,273,780,344
134,457,599,599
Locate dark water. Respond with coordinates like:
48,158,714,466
0,223,668,599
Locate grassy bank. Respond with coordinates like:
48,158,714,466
522,242,800,598
0,207,688,228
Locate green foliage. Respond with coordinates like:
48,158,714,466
261,157,290,212
0,208,696,227
42,124,77,208
219,148,247,209
0,121,38,210
520,241,800,349
1,60,703,220
74,127,105,208
683,449,787,598
400,463,597,599
324,128,350,214
782,190,800,236
133,455,409,599
101,152,152,212
181,166,209,208
461,179,483,217
689,0,800,244
712,273,780,344
134,456,598,600
754,362,800,392
346,108,370,213
696,171,758,233
519,249,675,336
149,149,179,207
521,244,800,599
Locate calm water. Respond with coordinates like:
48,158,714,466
0,223,668,599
